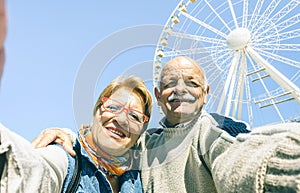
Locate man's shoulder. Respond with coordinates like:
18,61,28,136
146,128,164,135
209,113,250,137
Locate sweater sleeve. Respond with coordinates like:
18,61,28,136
35,145,68,192
211,122,300,193
0,124,68,193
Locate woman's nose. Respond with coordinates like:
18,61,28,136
115,110,129,126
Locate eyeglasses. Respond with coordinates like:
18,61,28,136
101,97,149,125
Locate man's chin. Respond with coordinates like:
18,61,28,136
171,104,196,113
170,102,195,110
169,109,197,119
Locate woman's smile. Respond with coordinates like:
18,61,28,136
105,126,126,139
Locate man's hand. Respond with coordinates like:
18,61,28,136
32,128,76,156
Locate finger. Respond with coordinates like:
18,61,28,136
56,134,76,156
52,132,76,156
32,128,63,148
60,141,76,157
32,131,57,148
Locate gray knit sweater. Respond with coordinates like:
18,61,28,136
140,111,300,193
213,122,300,193
140,111,231,193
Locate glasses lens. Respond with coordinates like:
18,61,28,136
103,99,123,113
102,97,147,124
127,109,146,124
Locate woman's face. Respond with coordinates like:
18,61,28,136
90,87,146,156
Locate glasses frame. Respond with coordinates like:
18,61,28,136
101,97,149,125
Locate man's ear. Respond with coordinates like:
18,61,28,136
203,85,210,104
154,87,161,103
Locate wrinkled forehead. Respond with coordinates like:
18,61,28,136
160,59,205,83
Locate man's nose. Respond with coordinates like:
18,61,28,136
174,79,187,94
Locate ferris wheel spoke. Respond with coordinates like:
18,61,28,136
254,74,285,121
255,43,300,52
227,0,239,28
255,13,300,40
246,46,300,104
225,51,241,116
248,0,264,31
256,28,300,44
246,54,286,121
180,11,227,38
291,70,300,82
233,51,247,118
254,47,300,68
253,2,300,38
162,46,225,57
205,52,231,76
245,75,254,126
203,0,232,31
216,51,241,114
171,31,226,45
213,50,234,70
274,13,300,32
268,0,299,24
251,0,281,33
242,0,249,28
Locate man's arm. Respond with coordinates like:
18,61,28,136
211,122,300,192
0,124,68,192
32,128,76,156
0,0,6,177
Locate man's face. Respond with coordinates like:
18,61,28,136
0,0,6,79
155,57,209,126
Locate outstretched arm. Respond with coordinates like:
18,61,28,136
32,128,76,156
211,122,300,192
0,0,6,177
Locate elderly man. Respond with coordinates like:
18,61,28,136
140,56,300,193
140,56,248,192
140,56,219,192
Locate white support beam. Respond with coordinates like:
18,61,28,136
246,46,300,104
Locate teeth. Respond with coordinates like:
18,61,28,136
108,128,124,137
172,99,183,102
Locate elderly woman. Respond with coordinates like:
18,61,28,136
0,76,152,193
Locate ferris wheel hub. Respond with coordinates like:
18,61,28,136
226,28,251,50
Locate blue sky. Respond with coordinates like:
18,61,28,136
1,1,299,140
0,1,179,140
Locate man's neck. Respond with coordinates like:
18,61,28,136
161,117,192,128
162,111,204,128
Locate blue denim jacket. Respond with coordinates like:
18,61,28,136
61,139,143,193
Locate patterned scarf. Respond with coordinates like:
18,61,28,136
78,126,133,178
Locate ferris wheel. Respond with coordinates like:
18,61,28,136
153,0,300,127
